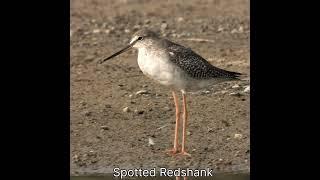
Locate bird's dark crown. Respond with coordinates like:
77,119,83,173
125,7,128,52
132,29,159,39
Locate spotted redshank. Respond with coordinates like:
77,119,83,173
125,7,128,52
99,29,242,156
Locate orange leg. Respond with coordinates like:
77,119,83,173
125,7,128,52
180,92,191,156
164,91,180,155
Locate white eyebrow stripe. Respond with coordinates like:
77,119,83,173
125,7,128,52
130,36,138,44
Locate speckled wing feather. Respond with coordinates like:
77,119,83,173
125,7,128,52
166,41,241,80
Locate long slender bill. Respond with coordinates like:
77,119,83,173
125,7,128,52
99,43,133,64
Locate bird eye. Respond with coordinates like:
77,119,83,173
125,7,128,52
138,36,143,40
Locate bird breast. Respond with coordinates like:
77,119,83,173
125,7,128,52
137,48,186,88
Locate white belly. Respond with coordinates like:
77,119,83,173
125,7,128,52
137,48,186,88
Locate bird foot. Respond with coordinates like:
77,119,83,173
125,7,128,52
179,150,191,157
163,148,179,155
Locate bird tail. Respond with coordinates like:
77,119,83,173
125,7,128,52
225,70,248,81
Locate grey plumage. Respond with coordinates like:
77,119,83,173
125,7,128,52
165,40,241,80
132,29,241,80
100,29,244,156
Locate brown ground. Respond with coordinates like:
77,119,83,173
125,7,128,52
70,0,250,175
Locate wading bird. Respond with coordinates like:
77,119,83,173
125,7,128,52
99,29,242,156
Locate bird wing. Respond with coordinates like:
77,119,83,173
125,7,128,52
166,41,241,79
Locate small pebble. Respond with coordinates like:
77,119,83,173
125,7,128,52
232,84,240,89
229,92,242,97
79,101,86,106
187,131,192,136
92,29,100,33
222,120,230,127
133,25,141,31
101,126,109,130
90,159,98,164
148,138,155,146
136,90,149,95
234,151,240,157
102,23,108,28
215,90,228,95
83,111,92,116
161,23,168,30
157,125,168,130
201,90,211,94
238,26,244,33
73,155,78,160
88,151,97,157
217,26,224,32
177,17,184,22
124,29,130,33
105,104,111,108
128,94,133,98
243,86,250,93
144,19,151,24
134,109,144,115
85,55,95,62
163,107,172,111
231,29,238,34
234,133,243,139
123,107,130,113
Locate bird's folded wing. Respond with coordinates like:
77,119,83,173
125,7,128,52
167,42,241,79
